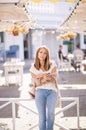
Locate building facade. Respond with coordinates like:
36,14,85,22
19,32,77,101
0,30,86,62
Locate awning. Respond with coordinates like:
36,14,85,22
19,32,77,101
0,3,35,35
60,1,86,34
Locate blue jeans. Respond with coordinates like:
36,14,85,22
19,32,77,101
35,89,58,130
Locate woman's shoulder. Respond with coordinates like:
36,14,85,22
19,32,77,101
50,60,56,64
29,63,35,72
50,60,57,68
30,63,34,68
30,63,40,74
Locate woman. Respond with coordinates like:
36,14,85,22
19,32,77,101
30,45,59,130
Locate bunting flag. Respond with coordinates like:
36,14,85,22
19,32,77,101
22,0,85,2
66,0,75,2
49,0,59,2
32,0,43,2
23,0,29,2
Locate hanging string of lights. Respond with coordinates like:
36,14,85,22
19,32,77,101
0,0,85,36
57,0,81,40
59,0,86,35
60,0,81,29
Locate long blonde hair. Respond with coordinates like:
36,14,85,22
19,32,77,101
34,46,51,71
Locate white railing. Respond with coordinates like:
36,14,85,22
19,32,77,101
0,97,80,130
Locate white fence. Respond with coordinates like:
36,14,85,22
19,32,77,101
0,97,80,130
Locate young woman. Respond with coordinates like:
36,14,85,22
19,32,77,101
30,45,59,130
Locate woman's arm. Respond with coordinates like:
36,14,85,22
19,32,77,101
31,72,44,79
47,66,57,83
30,66,58,86
52,66,57,73
40,66,57,84
31,72,48,87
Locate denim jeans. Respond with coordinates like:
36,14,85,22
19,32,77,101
35,89,58,130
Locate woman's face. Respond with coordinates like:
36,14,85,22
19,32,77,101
38,48,47,61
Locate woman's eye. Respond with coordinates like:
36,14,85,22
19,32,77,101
40,51,42,54
39,50,46,55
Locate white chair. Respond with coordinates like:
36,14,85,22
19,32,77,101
74,54,84,71
3,61,25,86
58,53,72,71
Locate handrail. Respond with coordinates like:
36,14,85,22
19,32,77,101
0,97,80,130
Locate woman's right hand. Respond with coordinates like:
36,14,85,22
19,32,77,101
41,74,48,82
36,74,45,79
31,72,44,79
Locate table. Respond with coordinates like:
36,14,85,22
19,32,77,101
3,61,25,86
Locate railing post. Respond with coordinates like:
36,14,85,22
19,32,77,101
12,101,16,130
76,98,80,130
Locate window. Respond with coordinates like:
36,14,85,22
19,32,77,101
84,35,86,44
0,32,4,43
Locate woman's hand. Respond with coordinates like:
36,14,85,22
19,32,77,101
33,74,49,87
46,75,56,83
31,72,45,79
40,74,49,84
36,74,44,79
40,74,56,84
31,72,57,87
